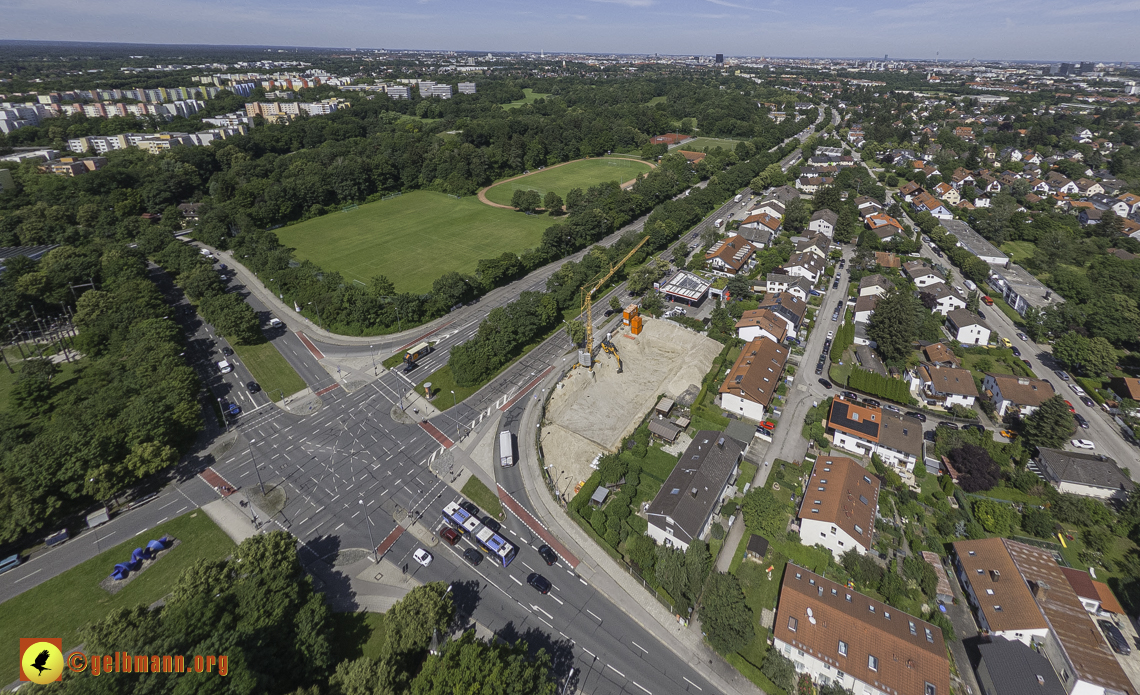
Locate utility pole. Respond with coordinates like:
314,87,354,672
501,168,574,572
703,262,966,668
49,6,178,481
248,439,265,495
360,499,377,561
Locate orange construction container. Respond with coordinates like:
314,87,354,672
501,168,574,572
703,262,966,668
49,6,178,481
630,315,643,335
623,303,639,325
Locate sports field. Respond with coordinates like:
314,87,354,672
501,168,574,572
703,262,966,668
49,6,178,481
483,158,654,207
502,88,550,109
273,191,549,294
677,137,744,151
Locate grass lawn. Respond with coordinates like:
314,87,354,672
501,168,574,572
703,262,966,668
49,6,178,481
1000,241,1037,264
502,89,550,109
737,460,758,490
232,339,307,400
483,158,654,207
328,611,388,664
461,476,504,520
0,511,235,683
679,137,744,151
416,364,482,413
274,191,549,294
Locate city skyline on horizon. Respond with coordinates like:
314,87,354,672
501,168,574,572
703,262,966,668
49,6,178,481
3,0,1139,64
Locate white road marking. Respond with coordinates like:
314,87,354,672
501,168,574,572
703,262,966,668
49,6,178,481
14,569,42,582
586,609,602,622
159,500,176,510
632,641,648,654
582,648,596,659
551,595,564,605
631,681,651,694
683,677,703,690
606,665,625,678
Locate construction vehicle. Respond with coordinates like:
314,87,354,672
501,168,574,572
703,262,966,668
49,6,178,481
578,235,650,369
600,339,623,373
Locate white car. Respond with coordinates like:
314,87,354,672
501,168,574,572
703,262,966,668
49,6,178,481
827,330,834,339
413,548,433,567
1068,383,1086,397
1071,439,1095,450
217,360,233,374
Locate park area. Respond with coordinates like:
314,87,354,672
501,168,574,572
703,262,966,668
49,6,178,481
0,512,235,683
273,191,550,294
678,137,744,152
482,158,654,208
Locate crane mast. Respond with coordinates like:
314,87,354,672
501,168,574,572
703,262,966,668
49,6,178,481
578,235,650,368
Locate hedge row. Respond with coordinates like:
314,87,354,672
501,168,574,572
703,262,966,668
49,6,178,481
848,367,913,404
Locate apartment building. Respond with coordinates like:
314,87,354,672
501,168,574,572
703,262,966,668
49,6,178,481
718,337,788,422
796,456,880,560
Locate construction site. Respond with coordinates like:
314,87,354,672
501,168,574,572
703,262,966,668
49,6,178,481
540,316,721,499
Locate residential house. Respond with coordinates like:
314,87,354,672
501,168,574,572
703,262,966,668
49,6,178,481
853,295,878,324
955,125,975,140
794,233,831,259
1046,173,1079,195
740,212,782,238
1034,448,1134,502
903,261,945,288
773,566,950,695
865,213,903,242
854,195,883,218
951,538,1134,695
645,432,744,551
38,156,106,176
826,398,923,470
796,176,832,193
933,182,960,205
782,251,826,284
950,168,975,189
1075,178,1104,196
1077,208,1104,226
1107,377,1140,409
677,150,706,165
1117,192,1140,216
704,237,755,276
975,632,1066,695
1087,194,1131,218
751,198,786,219
796,456,880,560
981,374,1055,417
808,209,838,238
758,293,809,338
921,281,966,314
763,273,812,301
1059,568,1126,618
769,185,801,205
912,191,954,219
735,308,790,344
899,180,922,201
915,364,979,407
858,274,893,297
922,342,961,367
718,337,789,422
730,226,773,248
946,309,991,345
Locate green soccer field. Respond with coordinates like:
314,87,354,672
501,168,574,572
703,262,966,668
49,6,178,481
483,158,654,207
273,191,551,294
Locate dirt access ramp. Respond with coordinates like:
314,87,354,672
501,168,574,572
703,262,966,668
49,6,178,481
541,319,720,492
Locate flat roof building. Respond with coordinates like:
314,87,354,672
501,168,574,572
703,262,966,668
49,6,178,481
659,269,711,306
941,219,1008,264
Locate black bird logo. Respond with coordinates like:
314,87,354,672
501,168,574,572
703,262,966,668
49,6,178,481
31,649,52,676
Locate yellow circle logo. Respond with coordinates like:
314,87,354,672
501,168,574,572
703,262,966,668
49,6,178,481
21,641,64,684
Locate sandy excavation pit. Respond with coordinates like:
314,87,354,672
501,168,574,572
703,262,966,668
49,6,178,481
540,318,721,498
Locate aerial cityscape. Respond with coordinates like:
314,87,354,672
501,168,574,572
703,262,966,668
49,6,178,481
0,7,1139,695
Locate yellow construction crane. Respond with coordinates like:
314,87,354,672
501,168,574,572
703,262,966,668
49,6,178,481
578,235,650,368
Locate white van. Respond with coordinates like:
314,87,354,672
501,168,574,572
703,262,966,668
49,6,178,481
499,430,515,467
734,194,743,203
217,360,233,374
268,317,283,328
714,218,724,228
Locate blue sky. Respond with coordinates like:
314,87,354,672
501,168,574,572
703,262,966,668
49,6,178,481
5,0,1139,62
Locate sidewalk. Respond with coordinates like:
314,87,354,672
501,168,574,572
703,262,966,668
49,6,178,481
514,368,764,695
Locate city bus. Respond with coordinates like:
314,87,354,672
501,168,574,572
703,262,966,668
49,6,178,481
441,501,518,567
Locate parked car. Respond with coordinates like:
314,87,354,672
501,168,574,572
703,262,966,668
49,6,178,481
924,430,937,442
938,421,959,430
1069,383,1086,397
247,381,260,393
757,421,777,431
1098,620,1131,655
413,548,433,567
1055,369,1070,381
978,311,986,320
1017,332,1029,341
862,398,881,408
1022,359,1032,368
1074,413,1089,429
815,364,824,375
459,500,480,517
885,404,900,413
906,411,927,422
818,379,833,389
1064,400,1076,413
440,528,460,545
538,545,558,566
1011,346,1021,357
1000,429,1016,439
1080,396,1095,408
527,573,552,595
810,289,823,296
221,347,234,356
1071,439,1095,449
842,391,859,401
463,548,483,566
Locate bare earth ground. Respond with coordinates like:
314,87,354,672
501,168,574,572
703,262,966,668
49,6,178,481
540,319,721,498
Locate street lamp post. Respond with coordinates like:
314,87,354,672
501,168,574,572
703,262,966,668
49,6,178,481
359,499,377,562
307,301,323,330
451,390,460,439
370,344,377,375
218,398,229,433
248,439,265,495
